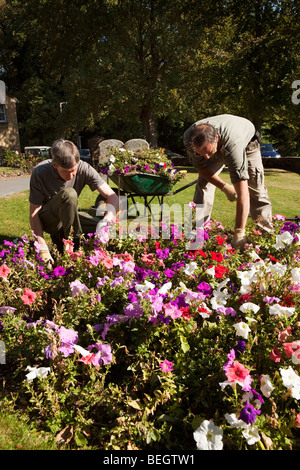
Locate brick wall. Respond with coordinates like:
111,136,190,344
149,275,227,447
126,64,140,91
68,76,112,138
0,94,21,155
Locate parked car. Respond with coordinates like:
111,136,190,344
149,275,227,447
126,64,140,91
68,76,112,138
79,148,92,164
260,143,281,158
24,146,51,158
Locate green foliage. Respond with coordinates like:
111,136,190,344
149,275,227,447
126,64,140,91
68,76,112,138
1,149,43,171
1,0,299,151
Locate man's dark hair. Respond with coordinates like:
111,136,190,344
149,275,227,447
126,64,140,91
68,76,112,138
51,139,80,168
189,124,218,149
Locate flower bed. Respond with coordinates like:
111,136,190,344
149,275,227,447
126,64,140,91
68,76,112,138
0,215,300,450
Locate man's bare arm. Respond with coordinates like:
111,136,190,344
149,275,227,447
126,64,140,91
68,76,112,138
29,203,47,246
97,183,119,223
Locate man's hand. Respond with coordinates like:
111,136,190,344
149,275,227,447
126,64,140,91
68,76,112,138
96,218,112,232
39,245,54,268
232,228,247,249
221,183,237,202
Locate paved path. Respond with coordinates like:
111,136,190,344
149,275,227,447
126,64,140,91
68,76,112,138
0,176,30,198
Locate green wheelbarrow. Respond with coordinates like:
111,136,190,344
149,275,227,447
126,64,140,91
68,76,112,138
94,171,198,222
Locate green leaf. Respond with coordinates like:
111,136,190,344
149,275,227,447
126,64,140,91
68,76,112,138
179,334,190,353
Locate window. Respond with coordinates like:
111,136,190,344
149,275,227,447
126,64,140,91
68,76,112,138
0,104,6,122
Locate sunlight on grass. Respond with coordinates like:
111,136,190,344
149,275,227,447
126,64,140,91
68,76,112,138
0,168,299,242
0,410,57,450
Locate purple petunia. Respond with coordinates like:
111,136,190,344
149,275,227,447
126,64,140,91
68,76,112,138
88,342,113,367
239,401,261,425
197,281,211,297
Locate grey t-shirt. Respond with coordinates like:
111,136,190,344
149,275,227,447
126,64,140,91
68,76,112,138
29,159,106,206
183,114,255,183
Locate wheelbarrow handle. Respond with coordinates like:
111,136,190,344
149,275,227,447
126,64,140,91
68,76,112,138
165,179,198,196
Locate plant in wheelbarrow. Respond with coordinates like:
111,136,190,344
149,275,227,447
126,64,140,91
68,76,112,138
98,147,185,194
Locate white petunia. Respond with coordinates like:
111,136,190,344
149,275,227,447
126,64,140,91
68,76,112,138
183,261,198,276
157,281,172,295
25,366,51,383
259,374,275,398
242,426,261,446
225,413,247,429
269,304,295,318
210,293,227,311
237,269,256,286
280,366,300,399
268,262,287,276
291,346,300,365
193,420,223,450
233,321,251,339
73,345,90,357
239,302,260,314
291,267,300,283
135,280,156,293
108,163,116,175
225,413,260,446
206,266,215,277
274,231,294,249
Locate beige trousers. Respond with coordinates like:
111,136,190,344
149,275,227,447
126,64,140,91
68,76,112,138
193,140,272,226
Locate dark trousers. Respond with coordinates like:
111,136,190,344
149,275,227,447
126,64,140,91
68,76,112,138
38,188,100,249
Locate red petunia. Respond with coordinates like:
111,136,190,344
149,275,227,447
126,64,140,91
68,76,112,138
180,307,192,321
216,236,225,245
210,251,224,262
214,264,228,278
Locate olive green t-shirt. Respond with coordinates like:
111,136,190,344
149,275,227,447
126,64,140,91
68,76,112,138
183,114,256,183
29,159,105,206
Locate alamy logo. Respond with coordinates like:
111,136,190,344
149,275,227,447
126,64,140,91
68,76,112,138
98,198,207,250
0,341,6,364
292,80,300,104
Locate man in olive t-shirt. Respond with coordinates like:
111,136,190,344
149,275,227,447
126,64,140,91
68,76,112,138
183,114,272,248
29,139,119,264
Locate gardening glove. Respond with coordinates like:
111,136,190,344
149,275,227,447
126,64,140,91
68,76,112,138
232,229,247,249
39,245,54,268
221,183,237,202
96,218,111,233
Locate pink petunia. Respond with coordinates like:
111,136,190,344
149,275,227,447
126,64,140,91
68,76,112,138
226,361,250,384
159,359,174,373
78,353,95,365
21,287,37,305
102,257,114,269
63,238,74,254
163,302,182,319
0,263,11,278
270,346,281,363
278,327,292,342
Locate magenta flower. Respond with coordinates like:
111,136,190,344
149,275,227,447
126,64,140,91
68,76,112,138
159,359,174,373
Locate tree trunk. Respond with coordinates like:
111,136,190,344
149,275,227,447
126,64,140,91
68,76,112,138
140,108,158,148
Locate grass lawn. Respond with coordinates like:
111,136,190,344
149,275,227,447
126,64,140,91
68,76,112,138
0,167,299,242
0,409,58,450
